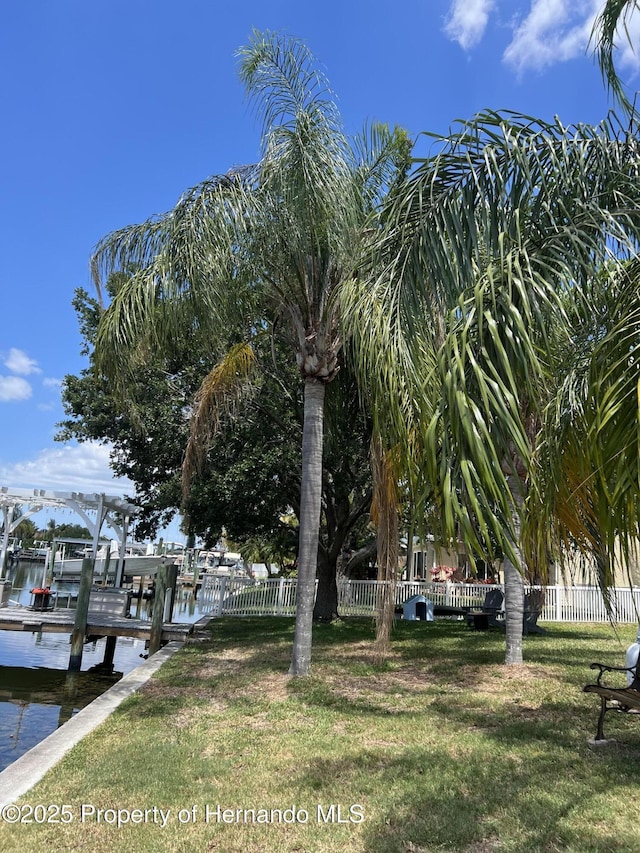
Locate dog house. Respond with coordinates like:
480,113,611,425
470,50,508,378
402,595,434,621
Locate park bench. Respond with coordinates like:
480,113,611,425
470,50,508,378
583,656,640,742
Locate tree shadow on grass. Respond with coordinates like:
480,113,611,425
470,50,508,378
295,742,640,852
121,618,640,739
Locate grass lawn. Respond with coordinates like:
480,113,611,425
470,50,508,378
1,617,640,852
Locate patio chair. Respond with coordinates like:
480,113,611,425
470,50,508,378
465,589,505,630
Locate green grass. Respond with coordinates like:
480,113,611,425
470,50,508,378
2,618,640,852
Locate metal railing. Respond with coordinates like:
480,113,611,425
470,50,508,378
199,575,297,616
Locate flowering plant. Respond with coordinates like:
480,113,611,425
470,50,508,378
430,565,456,582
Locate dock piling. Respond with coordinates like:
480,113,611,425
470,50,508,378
68,557,94,672
148,563,168,656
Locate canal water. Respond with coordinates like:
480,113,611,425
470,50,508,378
0,560,209,773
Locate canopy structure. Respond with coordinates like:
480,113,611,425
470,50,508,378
0,486,139,581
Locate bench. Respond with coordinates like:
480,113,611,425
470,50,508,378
583,658,640,742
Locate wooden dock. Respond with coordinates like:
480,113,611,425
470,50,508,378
0,606,194,643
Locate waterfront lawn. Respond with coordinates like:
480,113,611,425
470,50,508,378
1,618,640,852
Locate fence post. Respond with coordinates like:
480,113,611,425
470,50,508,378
555,584,563,622
276,577,285,616
217,576,228,617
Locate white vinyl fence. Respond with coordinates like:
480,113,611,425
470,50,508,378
198,577,640,623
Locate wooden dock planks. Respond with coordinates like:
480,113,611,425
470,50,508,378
0,606,193,642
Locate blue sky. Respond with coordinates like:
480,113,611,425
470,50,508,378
0,0,638,538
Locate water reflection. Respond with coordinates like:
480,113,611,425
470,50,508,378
0,629,153,772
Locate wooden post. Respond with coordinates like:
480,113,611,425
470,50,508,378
148,563,168,656
165,564,178,622
102,635,117,672
68,557,94,671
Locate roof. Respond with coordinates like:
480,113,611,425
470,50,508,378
0,487,138,517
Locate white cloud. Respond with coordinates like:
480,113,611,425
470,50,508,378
0,376,32,402
443,0,640,77
445,0,495,50
503,0,601,74
5,347,41,376
0,442,133,494
42,377,62,389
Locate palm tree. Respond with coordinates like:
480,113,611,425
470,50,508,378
90,30,408,675
345,110,640,664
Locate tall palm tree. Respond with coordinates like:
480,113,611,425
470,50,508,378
91,30,408,675
345,110,640,664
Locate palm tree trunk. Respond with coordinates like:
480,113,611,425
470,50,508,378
504,474,525,665
289,378,325,676
503,547,525,665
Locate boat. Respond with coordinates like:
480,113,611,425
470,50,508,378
196,550,244,574
52,541,176,580
18,540,51,562
5,537,22,563
176,549,246,588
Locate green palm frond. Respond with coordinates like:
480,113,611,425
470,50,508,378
523,257,640,598
591,0,640,114
238,30,355,267
351,122,413,216
237,29,343,148
386,112,640,316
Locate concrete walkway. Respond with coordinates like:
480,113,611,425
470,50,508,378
0,640,185,807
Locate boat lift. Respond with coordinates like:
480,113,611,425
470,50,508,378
0,486,139,586
0,487,182,671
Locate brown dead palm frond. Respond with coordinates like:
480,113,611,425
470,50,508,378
182,342,257,501
370,433,401,657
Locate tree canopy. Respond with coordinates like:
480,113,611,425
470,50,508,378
59,283,374,614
